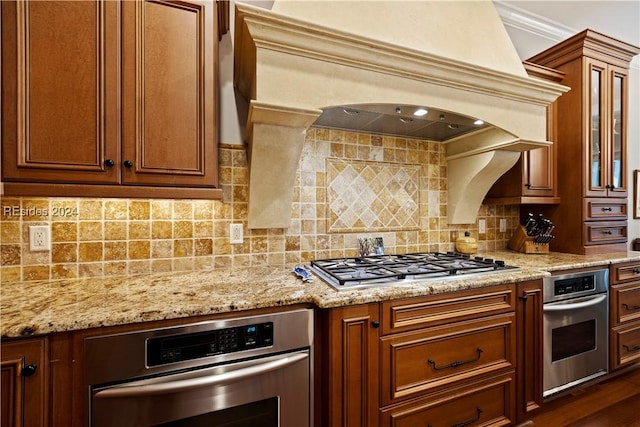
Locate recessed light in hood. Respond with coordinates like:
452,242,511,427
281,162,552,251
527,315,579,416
313,104,488,142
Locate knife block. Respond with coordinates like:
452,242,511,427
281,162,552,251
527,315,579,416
508,225,549,254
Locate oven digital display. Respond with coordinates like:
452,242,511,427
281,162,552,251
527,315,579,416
146,322,274,366
554,275,596,296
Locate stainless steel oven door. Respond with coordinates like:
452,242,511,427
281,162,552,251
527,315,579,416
543,293,608,397
90,350,310,427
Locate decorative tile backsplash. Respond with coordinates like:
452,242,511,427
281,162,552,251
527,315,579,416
327,158,420,233
1,128,519,282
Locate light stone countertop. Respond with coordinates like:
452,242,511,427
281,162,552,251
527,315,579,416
2,250,639,338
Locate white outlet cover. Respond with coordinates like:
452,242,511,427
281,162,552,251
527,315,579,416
29,225,51,251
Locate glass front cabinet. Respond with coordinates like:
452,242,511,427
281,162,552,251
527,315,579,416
587,59,629,198
525,30,639,254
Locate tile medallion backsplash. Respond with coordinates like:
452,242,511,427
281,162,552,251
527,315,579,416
327,158,420,233
1,128,519,282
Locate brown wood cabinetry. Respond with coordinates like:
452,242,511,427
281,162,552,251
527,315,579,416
320,285,523,427
524,30,639,254
1,0,223,199
515,280,544,422
485,62,563,205
1,337,49,427
610,261,640,371
322,304,381,427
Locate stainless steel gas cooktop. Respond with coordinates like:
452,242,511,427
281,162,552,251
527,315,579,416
310,252,518,291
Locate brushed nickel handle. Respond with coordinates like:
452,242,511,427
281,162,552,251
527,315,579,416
95,351,308,398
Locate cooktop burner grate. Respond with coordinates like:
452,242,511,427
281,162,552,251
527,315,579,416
310,252,516,289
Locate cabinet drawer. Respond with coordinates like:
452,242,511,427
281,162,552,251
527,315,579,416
380,372,515,427
584,198,627,221
380,313,515,405
583,221,627,245
611,323,640,370
611,283,640,326
381,285,515,334
611,262,640,284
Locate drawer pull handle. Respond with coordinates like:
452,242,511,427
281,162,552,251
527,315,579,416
623,344,640,353
603,230,613,235
622,303,640,311
633,268,640,275
602,207,613,212
428,348,482,371
428,407,483,427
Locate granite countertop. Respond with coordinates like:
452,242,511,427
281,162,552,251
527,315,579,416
2,250,639,338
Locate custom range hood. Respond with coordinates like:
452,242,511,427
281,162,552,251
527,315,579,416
234,0,568,228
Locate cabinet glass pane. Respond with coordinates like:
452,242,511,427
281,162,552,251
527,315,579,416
591,69,602,188
612,75,623,189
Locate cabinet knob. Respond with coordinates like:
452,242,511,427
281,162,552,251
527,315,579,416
371,320,380,328
606,184,616,190
524,183,532,189
602,207,613,212
123,160,134,168
104,159,115,168
21,364,37,377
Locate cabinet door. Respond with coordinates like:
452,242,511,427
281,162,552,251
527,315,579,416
121,0,218,187
516,280,543,422
523,146,554,197
0,338,48,427
606,65,628,197
585,59,628,198
1,0,120,184
324,304,380,427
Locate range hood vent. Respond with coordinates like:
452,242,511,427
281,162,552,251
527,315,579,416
234,1,568,228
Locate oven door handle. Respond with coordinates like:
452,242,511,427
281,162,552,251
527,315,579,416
543,294,607,312
94,351,309,399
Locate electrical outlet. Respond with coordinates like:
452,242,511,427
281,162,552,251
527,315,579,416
478,219,486,234
499,218,507,233
230,223,244,244
29,225,51,251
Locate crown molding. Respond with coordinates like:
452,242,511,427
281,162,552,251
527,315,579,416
494,1,575,42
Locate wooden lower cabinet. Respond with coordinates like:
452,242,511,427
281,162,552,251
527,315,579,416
322,304,381,427
515,280,543,421
0,337,48,427
610,262,640,372
380,313,516,405
380,372,515,427
323,284,531,427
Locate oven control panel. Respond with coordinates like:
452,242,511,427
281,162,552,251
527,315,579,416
147,322,274,366
554,275,595,296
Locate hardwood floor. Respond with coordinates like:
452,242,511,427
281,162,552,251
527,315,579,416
527,366,640,426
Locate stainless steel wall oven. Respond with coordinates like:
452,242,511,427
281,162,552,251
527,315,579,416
84,309,313,427
543,269,609,398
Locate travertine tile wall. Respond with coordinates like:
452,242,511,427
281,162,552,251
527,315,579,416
0,128,519,282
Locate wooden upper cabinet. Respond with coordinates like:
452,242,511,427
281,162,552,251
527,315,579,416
484,61,563,205
522,30,639,254
1,0,222,199
584,60,629,198
121,0,217,187
1,0,120,184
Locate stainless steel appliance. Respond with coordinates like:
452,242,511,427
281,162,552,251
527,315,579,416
310,252,517,290
84,309,313,426
543,269,609,398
